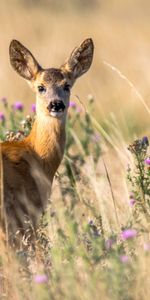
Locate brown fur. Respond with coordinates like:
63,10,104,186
1,38,94,247
1,118,65,245
43,68,65,84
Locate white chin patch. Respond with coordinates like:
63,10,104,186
50,111,64,118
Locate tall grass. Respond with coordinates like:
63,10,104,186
0,97,149,300
0,1,150,299
0,0,150,134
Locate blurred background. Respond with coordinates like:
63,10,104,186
0,0,150,137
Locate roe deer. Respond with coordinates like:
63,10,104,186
0,38,94,246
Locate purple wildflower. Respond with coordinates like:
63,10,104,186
129,199,136,207
145,158,150,165
13,101,24,112
143,243,150,252
69,101,76,108
31,103,36,113
120,255,130,263
142,136,149,146
1,97,8,107
0,112,5,122
121,229,137,240
129,193,136,206
88,220,94,226
76,106,82,113
33,274,48,284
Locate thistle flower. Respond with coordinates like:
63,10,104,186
88,220,94,226
0,112,5,122
129,192,136,206
69,101,76,108
120,255,130,263
142,136,149,147
13,101,24,112
76,106,82,113
144,158,150,165
129,199,136,207
33,274,48,284
121,229,137,240
1,97,8,107
88,220,100,237
31,103,36,113
128,137,149,154
143,243,150,252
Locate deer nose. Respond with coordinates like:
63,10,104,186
47,100,66,113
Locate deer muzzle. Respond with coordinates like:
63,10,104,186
47,100,65,113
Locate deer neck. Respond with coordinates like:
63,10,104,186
27,113,66,179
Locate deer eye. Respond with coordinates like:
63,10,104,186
38,85,46,93
63,83,70,92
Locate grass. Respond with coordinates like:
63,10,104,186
0,97,150,300
0,0,150,134
0,1,150,299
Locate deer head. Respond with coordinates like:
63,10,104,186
9,38,94,122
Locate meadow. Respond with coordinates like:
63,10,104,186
0,1,150,300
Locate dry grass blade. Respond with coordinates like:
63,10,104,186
102,158,120,228
103,60,150,116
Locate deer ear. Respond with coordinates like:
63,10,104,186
9,40,41,80
62,38,94,80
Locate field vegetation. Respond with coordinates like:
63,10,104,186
0,1,150,300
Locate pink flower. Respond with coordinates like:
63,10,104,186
76,106,82,113
1,97,8,107
145,158,150,165
129,199,136,207
142,136,149,146
31,103,36,113
120,255,130,263
13,101,24,111
69,101,76,108
129,193,136,206
0,112,5,121
143,243,150,252
33,274,48,284
121,229,137,240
